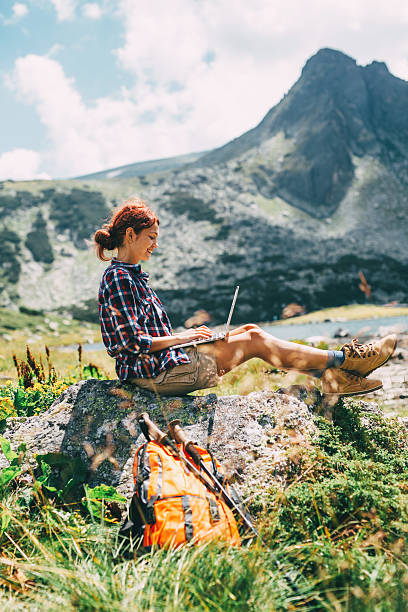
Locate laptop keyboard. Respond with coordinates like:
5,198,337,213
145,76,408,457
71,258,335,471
192,332,225,344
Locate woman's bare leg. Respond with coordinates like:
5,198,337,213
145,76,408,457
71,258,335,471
204,324,329,376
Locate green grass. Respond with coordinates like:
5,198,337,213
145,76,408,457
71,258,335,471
0,310,116,383
1,343,408,608
0,395,408,609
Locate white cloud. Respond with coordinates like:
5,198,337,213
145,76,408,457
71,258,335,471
82,3,102,19
114,0,408,154
116,0,207,83
12,3,28,19
0,149,50,181
8,54,198,177
5,1,408,179
47,43,64,58
49,0,77,21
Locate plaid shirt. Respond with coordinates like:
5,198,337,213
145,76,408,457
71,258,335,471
98,258,190,381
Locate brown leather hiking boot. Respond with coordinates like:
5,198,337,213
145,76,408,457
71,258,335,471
321,369,383,397
340,334,397,377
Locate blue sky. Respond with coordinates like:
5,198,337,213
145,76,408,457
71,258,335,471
1,0,408,180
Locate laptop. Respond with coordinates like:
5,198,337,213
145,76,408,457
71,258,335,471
172,286,240,349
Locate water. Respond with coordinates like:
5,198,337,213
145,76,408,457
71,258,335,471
262,315,408,341
78,315,408,351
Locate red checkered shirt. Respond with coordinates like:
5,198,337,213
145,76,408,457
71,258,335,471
98,258,190,381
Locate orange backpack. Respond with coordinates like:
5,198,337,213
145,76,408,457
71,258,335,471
121,440,241,549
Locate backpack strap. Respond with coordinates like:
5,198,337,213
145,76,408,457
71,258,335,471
136,442,149,502
206,493,220,523
136,442,163,524
182,495,194,541
119,443,150,549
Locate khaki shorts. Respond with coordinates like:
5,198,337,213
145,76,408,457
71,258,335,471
130,345,219,396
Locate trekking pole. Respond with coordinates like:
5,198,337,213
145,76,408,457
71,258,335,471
137,412,173,447
138,414,299,593
168,419,301,594
137,413,220,496
168,419,261,540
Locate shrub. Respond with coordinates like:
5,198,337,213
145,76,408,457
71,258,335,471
0,191,43,219
0,345,107,420
161,191,219,223
260,400,408,547
0,379,69,420
0,228,21,288
49,188,110,248
25,212,54,263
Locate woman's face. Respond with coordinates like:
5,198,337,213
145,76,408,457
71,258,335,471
126,222,159,263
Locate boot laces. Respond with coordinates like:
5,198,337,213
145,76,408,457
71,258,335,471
343,338,377,359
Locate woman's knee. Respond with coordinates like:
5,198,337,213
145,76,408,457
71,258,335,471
241,323,261,333
248,325,264,340
246,326,268,354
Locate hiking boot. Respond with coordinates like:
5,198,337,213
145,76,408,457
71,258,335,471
340,334,397,377
321,368,383,397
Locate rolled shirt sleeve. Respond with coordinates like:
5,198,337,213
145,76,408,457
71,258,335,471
108,269,153,356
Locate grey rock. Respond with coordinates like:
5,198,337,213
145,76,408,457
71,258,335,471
371,335,408,414
334,328,350,338
0,380,316,499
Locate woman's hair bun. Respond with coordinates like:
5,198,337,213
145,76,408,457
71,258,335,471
94,228,115,251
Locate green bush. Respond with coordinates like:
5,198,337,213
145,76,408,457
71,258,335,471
49,188,110,248
0,379,70,419
25,212,54,263
161,191,219,223
0,346,107,420
0,190,43,219
0,229,21,287
260,400,408,547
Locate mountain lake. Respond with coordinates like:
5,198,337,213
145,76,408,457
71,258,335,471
75,315,408,352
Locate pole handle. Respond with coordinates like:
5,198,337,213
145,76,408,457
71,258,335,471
138,412,167,443
138,413,179,457
168,419,202,466
168,419,187,443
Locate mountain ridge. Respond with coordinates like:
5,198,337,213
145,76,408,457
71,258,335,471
74,150,208,181
0,48,407,325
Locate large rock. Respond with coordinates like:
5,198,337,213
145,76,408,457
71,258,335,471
0,380,316,498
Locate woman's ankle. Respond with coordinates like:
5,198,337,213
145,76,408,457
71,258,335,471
326,350,345,368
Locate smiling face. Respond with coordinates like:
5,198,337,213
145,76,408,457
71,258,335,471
123,222,159,264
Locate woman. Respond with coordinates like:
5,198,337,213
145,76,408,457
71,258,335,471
95,199,396,397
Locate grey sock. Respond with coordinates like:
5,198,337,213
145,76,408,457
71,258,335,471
326,350,345,368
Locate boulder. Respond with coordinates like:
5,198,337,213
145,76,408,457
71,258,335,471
0,379,316,498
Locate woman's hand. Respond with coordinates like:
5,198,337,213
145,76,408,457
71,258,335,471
149,326,214,353
175,326,213,343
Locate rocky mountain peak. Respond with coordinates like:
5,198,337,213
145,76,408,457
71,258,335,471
365,60,390,74
300,47,357,78
197,48,408,218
